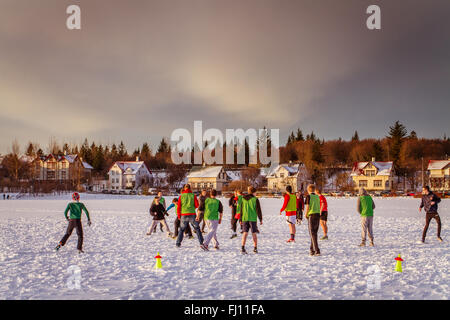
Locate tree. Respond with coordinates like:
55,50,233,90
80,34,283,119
287,132,295,145
118,141,128,159
140,142,152,162
388,120,408,166
157,138,170,154
352,131,360,142
295,129,304,141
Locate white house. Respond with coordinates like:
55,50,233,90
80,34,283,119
351,158,394,191
187,165,229,191
108,157,151,191
266,163,308,192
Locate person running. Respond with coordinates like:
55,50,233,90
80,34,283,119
196,190,208,234
147,197,172,237
55,192,92,253
200,189,223,250
176,184,205,249
229,190,243,239
152,191,166,233
419,186,443,243
235,190,244,233
296,191,304,225
240,186,263,254
304,184,321,256
168,198,193,239
317,189,329,240
357,187,375,247
279,185,297,243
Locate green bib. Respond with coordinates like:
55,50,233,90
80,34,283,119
307,194,320,216
180,193,196,214
236,195,243,214
360,196,374,217
242,197,258,222
286,193,297,211
204,198,220,220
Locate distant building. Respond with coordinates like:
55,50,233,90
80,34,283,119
108,157,151,191
187,165,229,192
427,159,450,192
32,154,92,182
266,163,308,192
351,158,394,191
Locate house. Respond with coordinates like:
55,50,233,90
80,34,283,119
187,165,229,192
427,159,450,192
32,154,92,182
108,157,151,191
266,163,308,193
91,178,109,192
351,158,394,191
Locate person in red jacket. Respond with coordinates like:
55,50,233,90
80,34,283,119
279,185,298,243
317,189,329,240
296,191,305,224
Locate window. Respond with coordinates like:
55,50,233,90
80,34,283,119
359,180,368,187
280,173,285,178
373,180,382,187
365,170,376,176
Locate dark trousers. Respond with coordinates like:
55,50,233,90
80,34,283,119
422,213,442,240
174,217,192,237
176,215,203,245
60,219,83,250
197,211,206,233
307,214,320,254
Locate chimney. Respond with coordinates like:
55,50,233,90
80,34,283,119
371,157,375,162
136,156,140,162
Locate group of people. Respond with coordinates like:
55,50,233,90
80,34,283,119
2,194,10,200
54,184,444,255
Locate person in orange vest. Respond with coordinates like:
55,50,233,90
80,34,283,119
317,189,329,240
280,185,298,243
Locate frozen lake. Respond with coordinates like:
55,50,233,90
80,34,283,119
0,195,448,299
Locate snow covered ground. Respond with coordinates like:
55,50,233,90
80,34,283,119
0,195,448,300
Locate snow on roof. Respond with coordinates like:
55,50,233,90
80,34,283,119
427,160,450,170
351,161,393,176
63,154,78,163
225,170,241,181
187,166,223,178
113,161,147,174
266,163,300,177
82,161,93,169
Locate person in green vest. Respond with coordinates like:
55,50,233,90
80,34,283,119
199,189,224,250
279,185,298,243
240,186,263,254
168,198,193,239
357,187,376,247
304,184,321,256
55,192,92,253
176,184,205,249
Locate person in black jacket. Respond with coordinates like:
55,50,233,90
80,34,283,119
146,197,172,237
419,186,443,243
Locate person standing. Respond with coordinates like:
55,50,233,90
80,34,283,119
296,191,304,224
147,197,172,237
357,187,375,247
304,184,321,256
240,187,263,254
197,190,208,234
55,192,92,253
229,190,239,239
168,198,193,239
200,189,223,250
152,191,166,233
176,184,205,249
419,186,443,243
317,189,329,240
279,185,297,243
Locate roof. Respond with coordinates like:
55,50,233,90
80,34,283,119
427,160,450,170
187,166,224,178
266,163,300,178
225,170,241,181
82,161,93,169
111,161,149,174
351,161,393,176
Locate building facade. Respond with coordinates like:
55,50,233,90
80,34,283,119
187,166,229,192
351,158,394,191
266,163,308,193
108,158,151,191
32,154,92,182
427,159,450,192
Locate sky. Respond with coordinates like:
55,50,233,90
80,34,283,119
0,0,449,155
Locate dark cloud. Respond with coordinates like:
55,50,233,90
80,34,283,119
0,0,449,153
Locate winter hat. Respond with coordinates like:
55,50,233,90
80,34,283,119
359,188,368,196
72,192,80,201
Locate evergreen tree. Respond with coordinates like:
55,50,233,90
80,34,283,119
92,145,105,172
409,130,418,139
157,138,170,153
25,142,35,157
388,120,407,166
295,129,304,141
118,141,128,159
352,131,360,142
287,132,295,145
140,142,152,162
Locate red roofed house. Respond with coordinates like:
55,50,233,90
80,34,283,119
351,158,394,191
427,159,450,192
